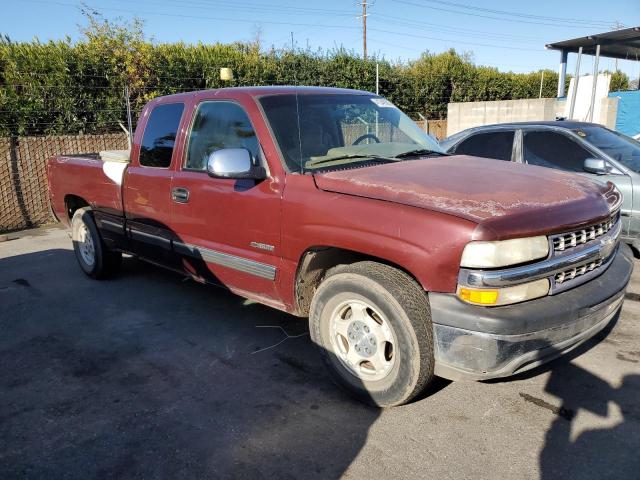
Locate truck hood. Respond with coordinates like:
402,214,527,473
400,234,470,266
314,155,620,239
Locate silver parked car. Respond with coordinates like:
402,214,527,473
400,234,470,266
441,121,640,253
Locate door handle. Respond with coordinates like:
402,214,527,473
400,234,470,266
171,187,190,203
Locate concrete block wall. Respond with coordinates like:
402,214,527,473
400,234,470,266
447,98,558,136
599,97,619,130
446,97,619,136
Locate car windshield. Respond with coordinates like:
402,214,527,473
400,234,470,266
258,93,445,172
573,126,640,173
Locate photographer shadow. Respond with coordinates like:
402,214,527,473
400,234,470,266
517,313,640,479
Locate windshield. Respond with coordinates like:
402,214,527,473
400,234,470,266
573,126,640,173
258,93,445,172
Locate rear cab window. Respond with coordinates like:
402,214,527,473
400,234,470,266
454,131,515,161
139,103,185,168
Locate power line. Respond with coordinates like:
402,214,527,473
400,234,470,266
412,0,616,27
12,0,582,63
392,0,620,29
270,11,358,47
9,1,545,58
376,13,543,43
368,27,542,52
19,0,363,30
114,0,355,18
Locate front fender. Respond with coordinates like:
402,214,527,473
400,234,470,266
280,175,477,298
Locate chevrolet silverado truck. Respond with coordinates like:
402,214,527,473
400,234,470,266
47,87,633,407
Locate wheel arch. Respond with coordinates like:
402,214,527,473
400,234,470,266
64,194,90,221
294,245,425,317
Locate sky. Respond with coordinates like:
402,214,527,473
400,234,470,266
2,0,639,78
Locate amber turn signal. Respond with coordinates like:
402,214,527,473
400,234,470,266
457,279,550,307
458,288,499,305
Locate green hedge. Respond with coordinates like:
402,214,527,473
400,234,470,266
0,16,629,136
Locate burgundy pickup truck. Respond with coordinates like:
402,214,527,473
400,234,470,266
47,87,633,406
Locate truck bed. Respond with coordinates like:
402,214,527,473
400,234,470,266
47,153,128,226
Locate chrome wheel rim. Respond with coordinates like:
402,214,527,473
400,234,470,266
78,223,95,266
329,299,397,381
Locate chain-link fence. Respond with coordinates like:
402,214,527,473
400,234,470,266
0,133,128,232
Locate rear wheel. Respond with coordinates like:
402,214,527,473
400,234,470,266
310,261,434,407
71,207,121,279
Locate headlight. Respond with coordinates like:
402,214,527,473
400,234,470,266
460,236,549,268
458,279,550,306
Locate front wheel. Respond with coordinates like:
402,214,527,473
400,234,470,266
71,207,121,279
309,261,435,407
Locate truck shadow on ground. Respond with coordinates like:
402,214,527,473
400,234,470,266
499,316,640,479
0,248,422,479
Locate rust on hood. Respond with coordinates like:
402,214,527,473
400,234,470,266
314,155,618,240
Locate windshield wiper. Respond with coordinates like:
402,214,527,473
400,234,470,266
305,154,399,168
393,148,448,159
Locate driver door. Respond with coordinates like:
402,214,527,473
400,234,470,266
169,100,283,301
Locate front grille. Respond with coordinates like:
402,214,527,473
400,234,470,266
551,214,617,252
548,211,620,293
554,258,604,285
457,210,622,299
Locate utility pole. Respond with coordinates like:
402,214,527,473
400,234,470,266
612,21,623,71
358,1,372,60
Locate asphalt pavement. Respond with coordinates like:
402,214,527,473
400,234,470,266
1,226,639,479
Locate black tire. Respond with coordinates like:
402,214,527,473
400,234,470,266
309,261,434,407
71,207,121,279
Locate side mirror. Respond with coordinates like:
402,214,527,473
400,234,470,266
206,148,266,180
583,158,609,175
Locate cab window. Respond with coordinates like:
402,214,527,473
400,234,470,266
454,131,515,161
185,101,260,171
523,131,592,172
139,103,185,168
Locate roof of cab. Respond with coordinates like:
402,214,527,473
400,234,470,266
153,85,375,102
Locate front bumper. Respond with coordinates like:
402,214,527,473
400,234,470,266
429,243,634,381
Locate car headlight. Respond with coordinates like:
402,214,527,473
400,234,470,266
457,279,550,306
460,236,549,268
